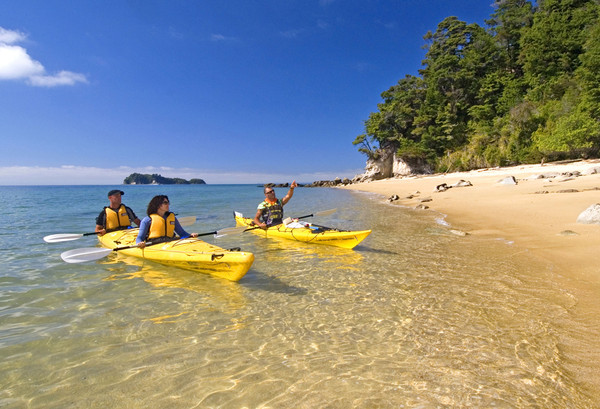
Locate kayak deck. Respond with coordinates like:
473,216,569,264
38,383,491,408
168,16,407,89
234,212,371,249
98,229,254,282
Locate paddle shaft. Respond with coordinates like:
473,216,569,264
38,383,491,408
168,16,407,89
107,227,244,250
246,212,325,231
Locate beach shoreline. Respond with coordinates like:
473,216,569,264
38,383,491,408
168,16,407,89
343,159,600,398
342,159,600,283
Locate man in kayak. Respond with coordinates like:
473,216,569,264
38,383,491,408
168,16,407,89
253,181,298,228
136,195,198,248
95,189,141,236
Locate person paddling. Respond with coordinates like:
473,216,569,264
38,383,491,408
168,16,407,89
95,189,141,236
253,181,298,229
136,195,198,248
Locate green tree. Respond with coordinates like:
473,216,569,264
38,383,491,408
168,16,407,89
353,75,426,159
576,17,600,118
520,0,598,100
533,109,600,155
418,17,498,155
486,0,534,76
355,1,600,173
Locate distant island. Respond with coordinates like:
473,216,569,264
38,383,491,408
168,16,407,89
123,173,206,185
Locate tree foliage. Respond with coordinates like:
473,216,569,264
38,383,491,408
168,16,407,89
357,0,600,172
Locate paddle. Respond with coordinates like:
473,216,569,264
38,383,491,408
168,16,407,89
177,216,197,227
244,208,337,231
44,216,198,243
60,226,249,264
294,208,337,220
44,232,99,243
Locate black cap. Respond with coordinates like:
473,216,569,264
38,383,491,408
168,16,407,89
108,189,124,196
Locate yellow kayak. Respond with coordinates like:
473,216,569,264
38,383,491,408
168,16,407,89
234,212,371,249
97,229,254,282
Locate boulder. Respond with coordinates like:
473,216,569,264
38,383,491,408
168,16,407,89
434,183,449,192
497,176,517,185
450,179,472,188
535,173,560,179
576,204,600,225
583,167,600,175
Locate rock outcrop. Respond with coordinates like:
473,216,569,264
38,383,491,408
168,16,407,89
351,148,432,184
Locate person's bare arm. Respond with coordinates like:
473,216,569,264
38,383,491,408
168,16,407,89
281,180,298,205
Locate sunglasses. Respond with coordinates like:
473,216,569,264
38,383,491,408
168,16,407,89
162,200,170,204
265,190,274,194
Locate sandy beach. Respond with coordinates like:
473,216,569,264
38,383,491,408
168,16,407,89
343,159,600,284
343,160,600,401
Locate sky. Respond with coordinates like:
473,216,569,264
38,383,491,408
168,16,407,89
0,1,496,185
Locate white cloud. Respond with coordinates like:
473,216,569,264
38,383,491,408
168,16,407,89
0,165,364,185
210,33,238,42
0,44,44,79
0,26,88,87
168,27,185,40
28,70,88,87
0,27,27,44
280,28,305,39
279,19,329,40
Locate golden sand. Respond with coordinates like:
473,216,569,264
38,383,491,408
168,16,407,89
342,160,600,282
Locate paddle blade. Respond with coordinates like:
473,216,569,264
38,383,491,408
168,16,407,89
315,208,337,217
44,233,84,243
178,216,197,227
61,247,113,263
214,226,248,238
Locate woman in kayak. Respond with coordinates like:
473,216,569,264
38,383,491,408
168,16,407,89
253,180,298,228
136,195,198,248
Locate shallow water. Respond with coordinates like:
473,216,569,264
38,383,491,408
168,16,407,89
1,185,599,408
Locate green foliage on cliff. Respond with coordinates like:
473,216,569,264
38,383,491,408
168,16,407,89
123,173,206,185
357,0,600,172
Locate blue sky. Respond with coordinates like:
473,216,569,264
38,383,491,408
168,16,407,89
1,1,495,185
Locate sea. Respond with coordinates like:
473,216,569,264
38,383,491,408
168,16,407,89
1,184,599,408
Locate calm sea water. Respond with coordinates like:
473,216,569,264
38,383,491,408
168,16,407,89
1,184,599,408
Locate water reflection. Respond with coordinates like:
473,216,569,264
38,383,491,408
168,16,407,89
242,234,365,267
101,255,247,312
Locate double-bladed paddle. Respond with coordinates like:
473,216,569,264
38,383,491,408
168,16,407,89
293,208,337,221
176,216,197,227
243,208,337,231
59,225,248,264
44,216,198,243
44,231,100,243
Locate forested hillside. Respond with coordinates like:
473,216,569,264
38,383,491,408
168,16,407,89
123,173,206,185
354,0,600,173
